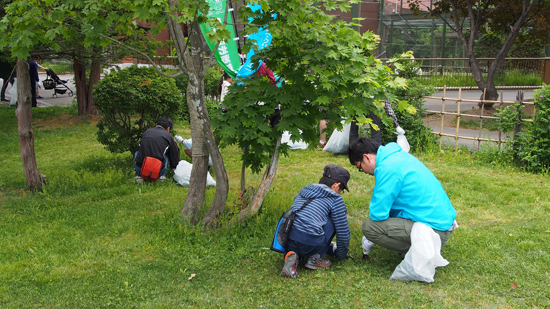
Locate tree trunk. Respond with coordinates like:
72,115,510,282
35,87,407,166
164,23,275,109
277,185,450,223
73,49,101,116
186,21,229,227
15,59,45,191
182,92,209,224
86,48,101,115
229,138,281,226
165,8,230,225
449,0,538,103
73,58,87,115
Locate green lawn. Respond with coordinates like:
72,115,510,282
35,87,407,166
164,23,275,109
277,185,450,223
1,105,549,308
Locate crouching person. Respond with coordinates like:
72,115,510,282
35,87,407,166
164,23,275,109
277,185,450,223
282,164,351,278
134,117,180,183
348,138,457,258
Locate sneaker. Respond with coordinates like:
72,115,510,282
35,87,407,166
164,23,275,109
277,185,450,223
281,251,298,278
305,254,331,270
158,175,167,181
134,176,144,184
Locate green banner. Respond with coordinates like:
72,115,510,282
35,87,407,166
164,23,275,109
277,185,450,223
199,0,241,79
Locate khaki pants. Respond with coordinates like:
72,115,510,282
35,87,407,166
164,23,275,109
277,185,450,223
362,217,452,255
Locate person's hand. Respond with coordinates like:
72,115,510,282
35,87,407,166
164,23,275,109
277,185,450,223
175,135,183,144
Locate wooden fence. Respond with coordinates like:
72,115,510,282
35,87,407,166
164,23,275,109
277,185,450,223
423,88,535,150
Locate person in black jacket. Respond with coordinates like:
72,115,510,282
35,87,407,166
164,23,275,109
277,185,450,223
134,117,180,183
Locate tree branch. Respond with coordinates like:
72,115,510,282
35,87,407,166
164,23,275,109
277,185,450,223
96,33,184,78
65,16,184,78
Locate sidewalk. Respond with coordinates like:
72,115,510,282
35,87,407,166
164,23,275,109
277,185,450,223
422,89,539,148
0,73,76,108
423,89,537,113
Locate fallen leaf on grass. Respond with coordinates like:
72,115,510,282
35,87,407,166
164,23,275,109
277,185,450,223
511,282,517,289
188,274,196,280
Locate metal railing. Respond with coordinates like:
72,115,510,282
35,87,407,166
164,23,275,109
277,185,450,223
381,57,547,88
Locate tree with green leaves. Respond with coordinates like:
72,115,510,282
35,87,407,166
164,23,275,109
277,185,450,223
409,0,550,102
1,0,410,226
212,0,410,223
0,0,231,215
93,66,184,155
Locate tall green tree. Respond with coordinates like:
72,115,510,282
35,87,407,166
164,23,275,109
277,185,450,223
409,0,550,102
213,0,409,223
0,0,231,217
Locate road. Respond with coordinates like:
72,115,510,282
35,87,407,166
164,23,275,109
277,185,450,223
423,88,537,148
423,88,537,113
1,73,76,108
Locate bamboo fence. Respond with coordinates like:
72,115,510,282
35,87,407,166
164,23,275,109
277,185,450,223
423,87,535,151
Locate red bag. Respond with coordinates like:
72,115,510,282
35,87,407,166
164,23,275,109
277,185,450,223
140,156,162,181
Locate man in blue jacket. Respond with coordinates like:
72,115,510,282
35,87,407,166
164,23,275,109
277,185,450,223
348,138,457,256
282,164,351,278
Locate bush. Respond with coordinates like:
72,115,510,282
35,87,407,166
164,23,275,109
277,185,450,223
381,53,437,152
505,85,550,172
93,66,183,155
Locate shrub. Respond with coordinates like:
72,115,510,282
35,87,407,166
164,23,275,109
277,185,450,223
506,85,550,172
381,53,437,152
93,66,183,155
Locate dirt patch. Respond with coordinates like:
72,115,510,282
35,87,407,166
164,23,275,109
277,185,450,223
34,114,102,129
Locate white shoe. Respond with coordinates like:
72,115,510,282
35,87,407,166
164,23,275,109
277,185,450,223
134,176,144,184
158,175,167,181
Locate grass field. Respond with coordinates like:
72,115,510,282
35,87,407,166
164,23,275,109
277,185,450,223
1,105,549,308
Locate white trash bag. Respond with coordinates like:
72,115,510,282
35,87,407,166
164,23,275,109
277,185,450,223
177,137,213,167
281,131,308,150
323,122,351,154
390,222,449,283
395,126,410,153
9,77,17,107
173,160,216,187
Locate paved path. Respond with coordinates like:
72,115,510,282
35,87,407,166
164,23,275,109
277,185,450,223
1,73,76,107
424,89,537,113
423,89,537,148
427,124,511,149
1,74,540,150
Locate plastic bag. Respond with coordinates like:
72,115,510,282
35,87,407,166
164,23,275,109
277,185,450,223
390,222,449,283
323,122,351,154
9,77,17,107
173,160,216,187
181,138,213,167
396,126,410,153
281,131,308,150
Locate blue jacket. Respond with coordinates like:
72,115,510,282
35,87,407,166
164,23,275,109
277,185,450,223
289,184,350,259
370,143,456,231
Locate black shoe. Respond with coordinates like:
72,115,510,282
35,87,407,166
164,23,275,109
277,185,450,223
37,96,43,99
1,98,8,102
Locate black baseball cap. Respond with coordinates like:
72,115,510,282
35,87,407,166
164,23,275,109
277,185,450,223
321,164,350,192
